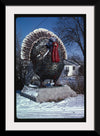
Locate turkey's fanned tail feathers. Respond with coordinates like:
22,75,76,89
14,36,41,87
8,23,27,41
21,28,67,60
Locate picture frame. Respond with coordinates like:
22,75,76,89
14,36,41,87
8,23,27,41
2,0,98,134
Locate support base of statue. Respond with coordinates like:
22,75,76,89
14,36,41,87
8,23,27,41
20,85,77,103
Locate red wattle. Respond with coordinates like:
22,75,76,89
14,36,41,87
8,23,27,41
52,42,60,62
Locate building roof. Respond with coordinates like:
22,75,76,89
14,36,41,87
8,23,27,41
64,59,79,66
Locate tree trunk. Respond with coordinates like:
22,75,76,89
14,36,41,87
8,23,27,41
77,41,84,56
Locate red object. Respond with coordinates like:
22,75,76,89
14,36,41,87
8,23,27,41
52,42,60,62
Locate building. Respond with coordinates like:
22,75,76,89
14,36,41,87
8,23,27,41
64,60,80,76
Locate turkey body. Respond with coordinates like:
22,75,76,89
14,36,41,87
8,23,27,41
30,38,64,82
21,28,67,84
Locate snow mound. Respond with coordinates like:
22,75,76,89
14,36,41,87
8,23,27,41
16,94,84,119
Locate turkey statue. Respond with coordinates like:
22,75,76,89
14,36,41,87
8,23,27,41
21,28,67,87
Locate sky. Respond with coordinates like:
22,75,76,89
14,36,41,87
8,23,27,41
16,16,84,60
16,17,58,43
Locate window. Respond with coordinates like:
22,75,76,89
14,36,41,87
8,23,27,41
73,66,75,70
66,67,69,72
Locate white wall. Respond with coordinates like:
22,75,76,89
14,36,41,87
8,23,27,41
73,65,80,76
64,65,80,76
64,65,73,76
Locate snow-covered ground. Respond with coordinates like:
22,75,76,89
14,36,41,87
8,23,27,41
16,93,84,119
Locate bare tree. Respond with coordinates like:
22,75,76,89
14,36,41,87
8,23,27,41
16,33,24,90
16,34,21,79
53,17,85,56
16,33,36,87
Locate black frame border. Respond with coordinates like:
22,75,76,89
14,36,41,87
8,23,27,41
2,0,98,134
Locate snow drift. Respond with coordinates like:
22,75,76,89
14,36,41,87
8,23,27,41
16,93,84,119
